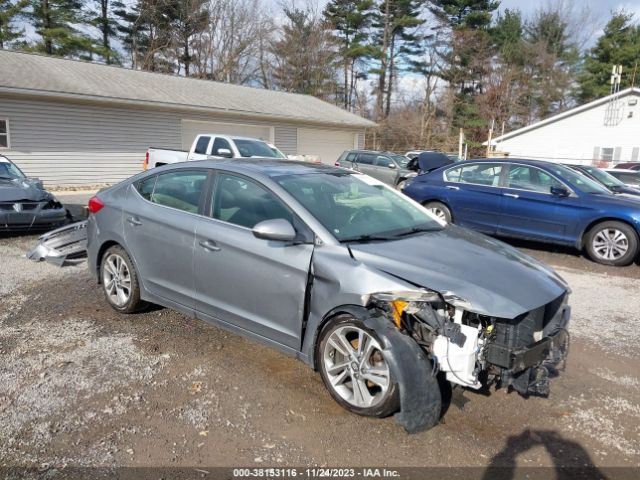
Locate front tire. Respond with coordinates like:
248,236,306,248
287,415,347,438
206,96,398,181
100,245,148,313
318,315,400,418
424,201,452,223
585,221,638,266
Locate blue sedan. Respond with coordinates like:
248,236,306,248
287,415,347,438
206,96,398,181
402,158,640,266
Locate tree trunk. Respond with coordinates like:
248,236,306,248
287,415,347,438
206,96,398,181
385,33,395,117
101,0,110,63
375,0,390,120
43,0,52,55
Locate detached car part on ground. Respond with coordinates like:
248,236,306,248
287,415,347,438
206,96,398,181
0,155,68,231
27,220,88,265
86,160,570,433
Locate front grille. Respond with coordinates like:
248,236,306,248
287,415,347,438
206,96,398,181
0,202,41,211
485,293,568,369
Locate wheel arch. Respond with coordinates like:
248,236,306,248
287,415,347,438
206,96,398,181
578,217,639,249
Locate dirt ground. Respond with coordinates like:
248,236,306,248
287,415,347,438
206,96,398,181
1,198,639,478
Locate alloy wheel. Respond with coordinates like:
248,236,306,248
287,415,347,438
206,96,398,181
428,207,447,222
592,228,629,261
322,326,391,409
102,253,132,307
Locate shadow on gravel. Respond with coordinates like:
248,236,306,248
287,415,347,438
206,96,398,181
482,429,608,480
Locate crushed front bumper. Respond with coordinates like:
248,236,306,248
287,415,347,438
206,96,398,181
26,220,88,266
0,202,67,231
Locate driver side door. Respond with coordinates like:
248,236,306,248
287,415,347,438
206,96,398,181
194,172,314,349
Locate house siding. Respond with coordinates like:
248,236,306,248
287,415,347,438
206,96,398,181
495,92,640,165
1,95,365,185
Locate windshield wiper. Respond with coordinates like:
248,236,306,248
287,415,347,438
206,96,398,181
392,226,442,237
340,234,397,243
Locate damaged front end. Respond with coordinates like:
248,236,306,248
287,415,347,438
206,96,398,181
367,289,570,397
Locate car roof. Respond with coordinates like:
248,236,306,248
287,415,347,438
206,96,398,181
606,168,639,173
463,158,570,168
345,149,397,155
161,158,347,177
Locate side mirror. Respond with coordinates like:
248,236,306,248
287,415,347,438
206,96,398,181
216,148,233,158
388,163,396,169
252,218,296,242
550,185,569,197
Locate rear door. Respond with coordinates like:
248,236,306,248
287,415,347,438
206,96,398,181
354,153,379,179
372,155,398,185
442,162,505,234
497,164,582,244
124,169,209,308
194,172,314,348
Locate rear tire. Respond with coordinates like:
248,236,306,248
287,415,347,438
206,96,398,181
424,201,452,223
318,315,400,418
100,245,148,313
585,221,638,266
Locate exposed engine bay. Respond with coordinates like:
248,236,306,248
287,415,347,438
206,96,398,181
368,290,570,397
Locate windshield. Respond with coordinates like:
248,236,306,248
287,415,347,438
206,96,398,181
268,145,286,159
234,139,281,158
581,166,624,188
0,161,25,180
391,154,410,168
546,164,611,194
276,172,442,241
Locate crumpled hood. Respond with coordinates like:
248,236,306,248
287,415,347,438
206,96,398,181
349,225,568,319
0,178,50,202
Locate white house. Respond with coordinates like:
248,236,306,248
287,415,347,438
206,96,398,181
487,87,640,166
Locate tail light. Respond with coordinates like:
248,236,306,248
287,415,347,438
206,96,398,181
335,161,341,167
88,196,105,214
143,150,149,170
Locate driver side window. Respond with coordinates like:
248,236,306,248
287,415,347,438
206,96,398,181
212,137,232,156
507,166,563,193
212,174,293,229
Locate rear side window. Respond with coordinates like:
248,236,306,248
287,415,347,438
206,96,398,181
445,163,503,187
136,175,157,201
146,170,208,213
357,153,375,165
212,173,293,228
194,136,211,154
346,152,357,162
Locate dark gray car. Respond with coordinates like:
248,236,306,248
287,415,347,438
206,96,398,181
336,150,414,189
86,160,570,432
0,155,67,231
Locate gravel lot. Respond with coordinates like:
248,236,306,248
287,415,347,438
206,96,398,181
1,195,639,477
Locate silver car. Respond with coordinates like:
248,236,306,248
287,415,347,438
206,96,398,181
87,160,571,432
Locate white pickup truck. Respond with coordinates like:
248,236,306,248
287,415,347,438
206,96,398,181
144,134,288,169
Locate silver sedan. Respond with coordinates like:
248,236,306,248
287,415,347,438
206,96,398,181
86,160,570,432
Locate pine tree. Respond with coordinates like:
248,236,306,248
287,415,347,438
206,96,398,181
324,0,375,110
372,0,425,119
165,0,209,76
88,0,124,64
28,0,94,57
0,0,28,49
579,10,640,102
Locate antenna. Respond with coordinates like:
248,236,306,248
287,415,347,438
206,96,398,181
605,64,624,126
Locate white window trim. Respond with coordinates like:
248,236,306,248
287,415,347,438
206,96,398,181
0,119,9,150
600,147,614,162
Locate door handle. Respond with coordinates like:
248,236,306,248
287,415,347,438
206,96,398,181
446,185,460,190
199,239,221,252
503,193,519,199
126,216,142,226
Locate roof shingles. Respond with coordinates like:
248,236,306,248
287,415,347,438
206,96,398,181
0,50,375,128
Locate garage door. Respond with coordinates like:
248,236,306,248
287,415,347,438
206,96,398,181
181,120,272,149
297,128,357,164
